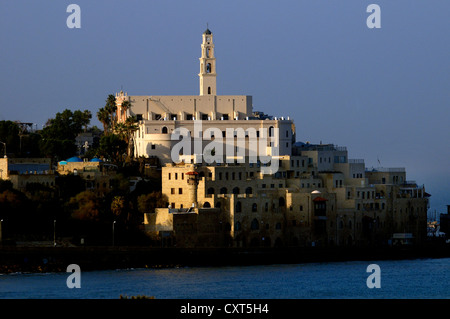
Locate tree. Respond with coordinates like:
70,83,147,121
105,94,117,131
40,109,92,160
137,192,168,214
98,133,127,163
111,195,126,220
97,107,111,133
69,191,101,221
0,121,20,156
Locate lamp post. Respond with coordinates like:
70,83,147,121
53,220,56,247
112,221,116,247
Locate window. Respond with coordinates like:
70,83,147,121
276,222,282,230
179,188,182,194
252,203,257,212
162,127,168,134
236,201,242,213
175,173,178,180
220,187,227,194
251,219,259,230
207,187,215,195
168,173,171,180
245,187,253,195
235,221,241,231
232,187,240,194
171,188,175,194
269,126,274,137
151,144,156,149
171,202,175,208
300,205,303,211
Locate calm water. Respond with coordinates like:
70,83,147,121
0,258,449,299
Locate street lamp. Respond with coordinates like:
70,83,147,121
112,221,116,247
0,141,6,158
53,220,56,247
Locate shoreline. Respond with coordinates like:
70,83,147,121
1,243,449,274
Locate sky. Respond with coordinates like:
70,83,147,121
0,0,449,215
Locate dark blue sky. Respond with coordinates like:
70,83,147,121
0,1,448,214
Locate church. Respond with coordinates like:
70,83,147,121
115,28,294,166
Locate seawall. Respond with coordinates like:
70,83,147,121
1,244,449,274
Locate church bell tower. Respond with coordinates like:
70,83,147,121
199,27,217,96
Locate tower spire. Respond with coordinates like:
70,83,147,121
199,28,216,95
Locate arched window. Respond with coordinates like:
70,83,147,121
162,126,168,134
208,87,211,95
206,63,211,73
236,201,242,213
235,221,241,231
252,203,257,212
203,201,211,208
232,187,240,194
220,187,227,194
245,187,253,195
269,126,274,137
207,187,215,195
251,218,259,230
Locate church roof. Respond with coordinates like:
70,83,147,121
203,28,212,35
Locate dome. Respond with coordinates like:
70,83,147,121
311,190,321,194
66,156,82,162
90,157,102,162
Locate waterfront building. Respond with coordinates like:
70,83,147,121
0,157,56,191
116,28,429,248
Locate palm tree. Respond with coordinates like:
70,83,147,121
120,100,131,123
105,94,117,130
97,107,111,133
124,116,139,157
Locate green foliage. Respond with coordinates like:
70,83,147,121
137,192,168,214
99,133,127,163
69,191,101,221
0,121,20,155
40,109,92,160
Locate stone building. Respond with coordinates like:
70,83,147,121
115,28,295,167
145,146,429,248
119,28,430,248
0,157,56,191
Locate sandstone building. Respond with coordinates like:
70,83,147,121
118,29,429,248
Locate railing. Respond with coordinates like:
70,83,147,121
349,159,364,164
